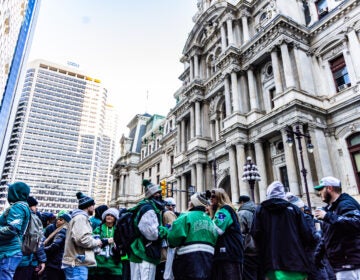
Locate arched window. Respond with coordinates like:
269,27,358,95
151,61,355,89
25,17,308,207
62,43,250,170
347,132,360,190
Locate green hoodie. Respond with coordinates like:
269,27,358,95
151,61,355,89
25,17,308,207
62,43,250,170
0,182,31,258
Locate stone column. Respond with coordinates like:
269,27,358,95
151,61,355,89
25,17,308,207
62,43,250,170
194,54,199,79
234,20,241,45
112,178,117,200
226,17,234,45
311,55,326,96
254,141,267,202
121,174,125,195
177,123,181,153
196,162,204,192
241,14,250,42
181,119,186,152
281,129,300,195
202,101,210,137
240,73,249,113
224,75,232,116
190,57,194,81
270,48,283,95
215,118,220,141
176,177,181,207
195,101,201,136
347,29,360,81
247,68,259,110
280,42,296,88
310,127,333,179
236,143,249,197
228,144,239,204
231,70,240,112
221,23,227,51
191,165,196,186
181,174,187,211
210,120,215,141
190,104,195,138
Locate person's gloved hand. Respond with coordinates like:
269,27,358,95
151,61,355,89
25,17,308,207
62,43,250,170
158,225,169,239
101,238,109,247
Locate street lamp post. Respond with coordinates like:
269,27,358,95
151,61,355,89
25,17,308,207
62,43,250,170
241,157,261,202
285,124,314,210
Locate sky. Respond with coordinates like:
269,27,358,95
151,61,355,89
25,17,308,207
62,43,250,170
28,0,198,134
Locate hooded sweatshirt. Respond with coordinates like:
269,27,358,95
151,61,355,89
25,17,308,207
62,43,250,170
252,198,316,274
0,182,31,258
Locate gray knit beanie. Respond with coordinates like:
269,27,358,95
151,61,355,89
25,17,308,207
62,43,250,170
101,208,119,221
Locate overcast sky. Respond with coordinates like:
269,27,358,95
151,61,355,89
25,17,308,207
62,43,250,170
28,0,198,133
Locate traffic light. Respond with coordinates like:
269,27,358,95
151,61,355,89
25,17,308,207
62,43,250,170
160,180,166,197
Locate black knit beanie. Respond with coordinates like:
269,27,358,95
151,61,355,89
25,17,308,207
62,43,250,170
27,196,38,207
76,192,95,210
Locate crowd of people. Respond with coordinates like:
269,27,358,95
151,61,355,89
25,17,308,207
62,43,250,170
0,175,359,280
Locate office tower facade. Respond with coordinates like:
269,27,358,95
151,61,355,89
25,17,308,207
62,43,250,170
0,0,41,175
0,59,111,212
95,104,118,205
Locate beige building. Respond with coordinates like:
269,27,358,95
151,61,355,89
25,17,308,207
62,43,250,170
112,0,360,211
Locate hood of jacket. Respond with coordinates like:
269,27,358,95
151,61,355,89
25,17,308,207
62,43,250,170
239,201,256,212
94,205,108,219
71,209,89,218
7,182,30,204
261,198,291,213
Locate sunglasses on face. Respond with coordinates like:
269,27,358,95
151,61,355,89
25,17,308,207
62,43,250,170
210,194,217,198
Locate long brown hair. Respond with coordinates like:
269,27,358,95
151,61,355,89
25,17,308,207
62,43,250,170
211,188,235,211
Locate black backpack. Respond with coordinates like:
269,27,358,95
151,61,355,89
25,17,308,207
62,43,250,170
114,203,152,256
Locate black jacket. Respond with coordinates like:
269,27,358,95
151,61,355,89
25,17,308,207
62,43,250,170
44,227,67,269
316,193,360,272
251,198,316,274
214,205,243,263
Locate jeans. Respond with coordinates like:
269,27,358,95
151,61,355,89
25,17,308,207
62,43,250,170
0,252,23,280
63,266,88,280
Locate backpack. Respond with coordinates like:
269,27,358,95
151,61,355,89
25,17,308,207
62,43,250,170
22,210,43,255
114,203,152,256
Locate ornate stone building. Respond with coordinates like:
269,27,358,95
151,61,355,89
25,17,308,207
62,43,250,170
112,0,360,211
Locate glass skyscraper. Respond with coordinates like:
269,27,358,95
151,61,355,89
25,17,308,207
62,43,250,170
0,0,41,177
0,60,114,212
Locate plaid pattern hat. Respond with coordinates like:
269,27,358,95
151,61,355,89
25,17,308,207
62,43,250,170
286,192,305,208
142,179,161,198
76,192,95,210
190,192,208,207
314,176,341,190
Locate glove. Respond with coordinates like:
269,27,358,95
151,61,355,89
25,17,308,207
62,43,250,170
101,238,109,247
158,225,169,239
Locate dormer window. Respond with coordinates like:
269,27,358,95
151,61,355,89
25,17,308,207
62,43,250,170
316,0,328,19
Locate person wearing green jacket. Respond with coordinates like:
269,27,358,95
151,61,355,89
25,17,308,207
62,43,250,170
0,182,31,280
89,207,122,280
128,179,168,280
168,192,218,280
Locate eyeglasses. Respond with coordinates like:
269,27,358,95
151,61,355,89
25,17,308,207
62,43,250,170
210,194,217,199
